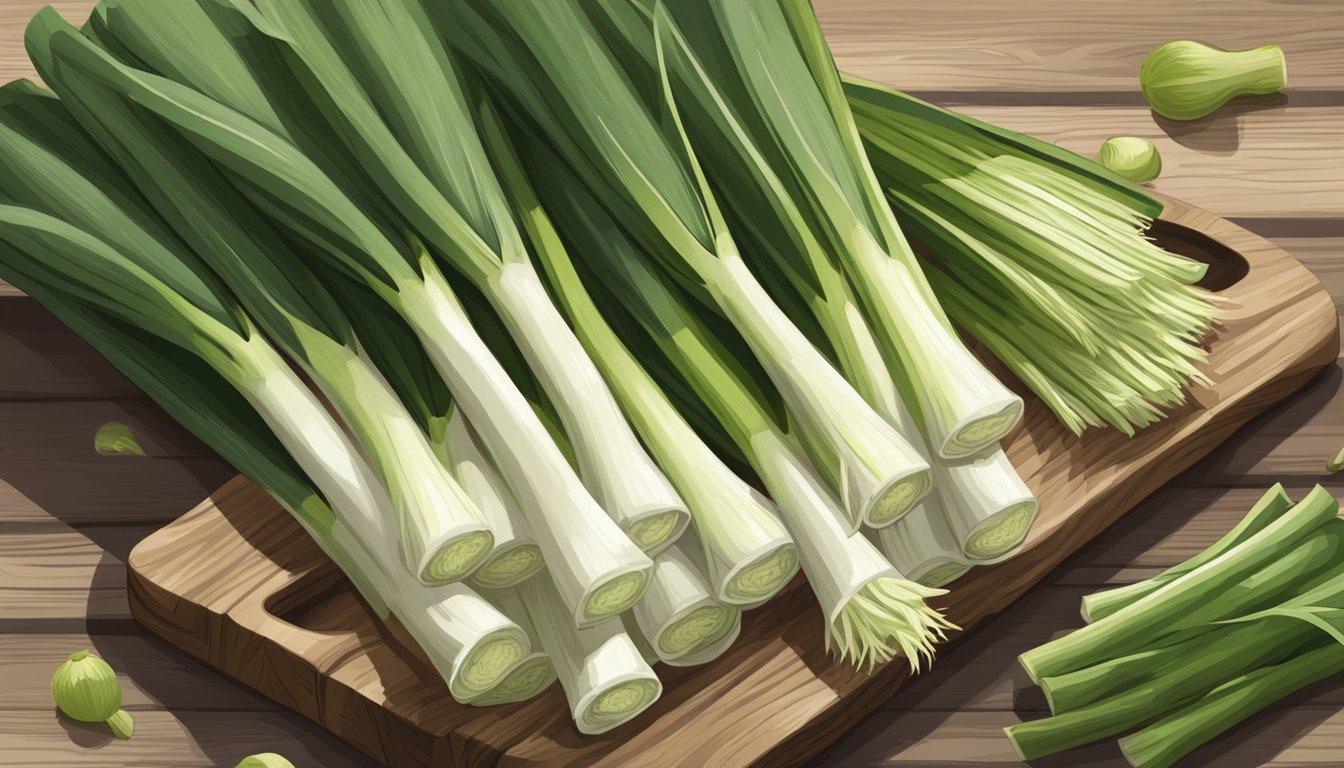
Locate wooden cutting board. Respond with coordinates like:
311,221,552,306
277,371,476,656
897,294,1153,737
127,194,1339,768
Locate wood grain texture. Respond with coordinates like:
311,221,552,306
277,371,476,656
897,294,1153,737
817,0,1344,92
0,527,142,621
124,196,1341,768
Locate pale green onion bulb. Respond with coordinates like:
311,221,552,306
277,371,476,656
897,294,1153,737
51,650,134,740
93,421,144,456
235,755,295,768
1140,41,1287,121
1097,137,1162,183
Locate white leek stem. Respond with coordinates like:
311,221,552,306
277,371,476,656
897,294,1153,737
868,501,971,588
936,452,1037,562
472,587,557,706
706,253,929,532
518,572,662,734
632,536,741,662
394,258,652,626
437,407,544,588
487,261,688,553
223,333,526,701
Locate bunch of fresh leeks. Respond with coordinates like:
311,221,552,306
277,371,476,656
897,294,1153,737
0,0,1213,734
1010,485,1344,768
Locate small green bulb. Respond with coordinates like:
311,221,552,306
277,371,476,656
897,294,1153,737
1140,40,1287,121
236,754,297,768
51,650,134,740
1097,137,1162,183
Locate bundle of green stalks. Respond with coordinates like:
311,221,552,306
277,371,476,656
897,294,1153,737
1008,484,1344,767
0,0,1227,736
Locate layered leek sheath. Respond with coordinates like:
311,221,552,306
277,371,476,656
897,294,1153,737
437,0,931,535
648,0,1023,459
517,573,663,734
30,11,654,626
522,151,953,670
0,206,526,702
474,588,558,706
629,537,742,662
482,110,799,607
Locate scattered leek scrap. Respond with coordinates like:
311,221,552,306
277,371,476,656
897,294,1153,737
473,588,558,706
1008,553,1344,761
51,650,134,740
1019,485,1339,683
1328,444,1344,474
438,0,932,534
15,37,491,586
1141,40,1287,121
0,211,527,702
592,1,1034,558
522,147,952,670
441,410,544,589
845,76,1216,436
235,755,295,768
31,10,653,626
87,0,688,554
643,0,1024,460
517,572,662,734
93,421,144,457
1098,137,1162,183
1080,484,1295,622
1118,643,1344,768
629,536,742,662
481,108,799,606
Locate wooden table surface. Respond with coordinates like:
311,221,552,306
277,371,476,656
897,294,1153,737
0,2,1339,766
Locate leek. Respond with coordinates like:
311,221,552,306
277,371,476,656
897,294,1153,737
473,588,558,706
593,1,1035,553
868,505,971,588
517,573,662,734
523,149,953,670
30,12,653,626
1019,485,1339,682
437,0,932,534
86,0,688,553
1081,484,1295,622
13,42,489,585
647,0,1023,459
0,209,526,702
630,536,742,662
440,410,544,590
480,107,799,606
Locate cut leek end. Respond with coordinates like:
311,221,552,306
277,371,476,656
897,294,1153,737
449,630,530,702
827,577,957,673
1037,675,1062,715
417,529,495,585
626,507,691,555
656,603,739,658
963,502,1037,561
864,467,933,528
1004,725,1030,763
470,543,545,589
937,397,1024,459
721,541,799,605
581,569,652,624
1327,446,1344,473
576,676,662,735
915,560,973,589
469,655,555,707
664,613,743,668
1018,651,1045,685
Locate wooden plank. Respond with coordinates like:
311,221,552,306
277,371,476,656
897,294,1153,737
818,0,1344,92
0,2,91,82
0,527,140,621
1280,238,1344,321
0,401,234,525
124,197,1342,768
0,709,375,767
0,632,282,712
942,106,1344,220
811,701,1344,767
0,299,139,398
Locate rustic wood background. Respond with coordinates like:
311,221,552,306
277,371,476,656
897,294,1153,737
0,1,1339,766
